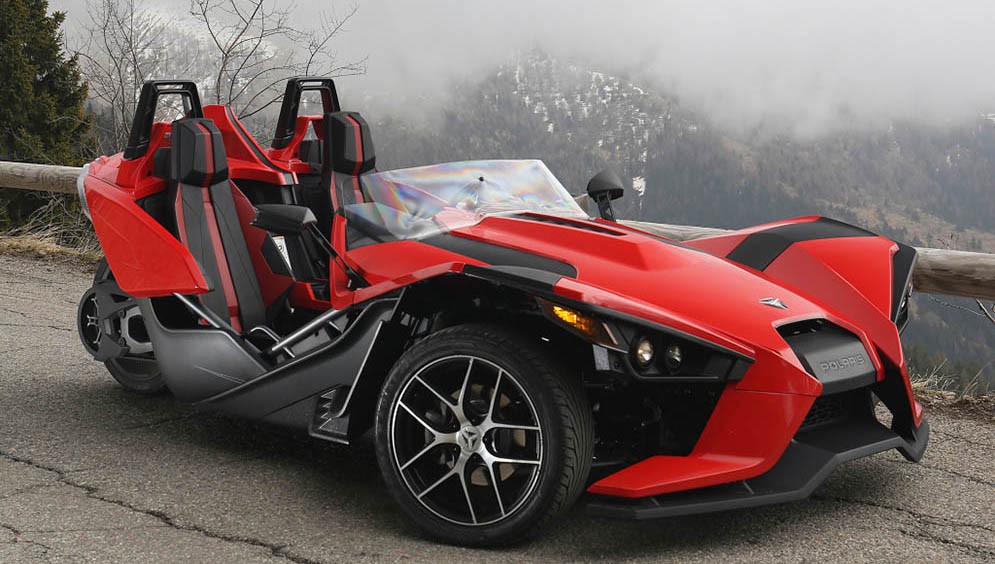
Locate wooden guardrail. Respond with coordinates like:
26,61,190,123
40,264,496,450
2,160,993,300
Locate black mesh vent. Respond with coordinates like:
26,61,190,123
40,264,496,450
800,388,871,430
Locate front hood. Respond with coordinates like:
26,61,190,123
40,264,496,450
451,214,842,355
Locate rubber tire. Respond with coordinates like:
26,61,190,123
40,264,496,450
88,260,167,395
374,323,593,546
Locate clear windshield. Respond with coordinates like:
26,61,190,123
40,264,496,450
346,160,588,246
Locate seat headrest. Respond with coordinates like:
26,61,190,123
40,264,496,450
171,118,228,186
324,111,375,175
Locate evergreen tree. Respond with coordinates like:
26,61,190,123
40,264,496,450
0,0,90,225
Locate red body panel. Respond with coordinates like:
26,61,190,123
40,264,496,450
85,172,208,296
203,105,297,185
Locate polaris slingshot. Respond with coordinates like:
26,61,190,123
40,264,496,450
76,79,928,545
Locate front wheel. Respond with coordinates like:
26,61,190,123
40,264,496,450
375,323,593,546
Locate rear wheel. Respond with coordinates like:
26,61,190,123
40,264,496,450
375,323,593,546
77,260,165,394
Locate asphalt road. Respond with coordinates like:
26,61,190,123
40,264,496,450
0,252,992,563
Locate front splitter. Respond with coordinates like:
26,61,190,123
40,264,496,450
586,416,929,520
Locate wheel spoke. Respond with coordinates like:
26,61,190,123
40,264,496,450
455,358,474,422
485,370,503,422
417,466,457,499
482,422,540,433
398,400,443,436
399,439,440,471
412,375,455,407
458,465,478,524
485,462,506,518
491,457,540,466
481,449,541,467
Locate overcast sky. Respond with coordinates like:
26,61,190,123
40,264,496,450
52,0,995,136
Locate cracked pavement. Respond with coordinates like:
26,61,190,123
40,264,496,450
0,253,992,563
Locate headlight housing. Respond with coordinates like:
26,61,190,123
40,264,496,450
625,332,747,381
538,297,751,383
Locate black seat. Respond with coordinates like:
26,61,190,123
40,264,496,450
169,118,276,334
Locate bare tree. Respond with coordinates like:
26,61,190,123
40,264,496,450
76,0,364,152
77,0,212,153
189,0,365,124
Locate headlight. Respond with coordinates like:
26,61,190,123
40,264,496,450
664,344,683,373
634,337,655,366
76,163,91,221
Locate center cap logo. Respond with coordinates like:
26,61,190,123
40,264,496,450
457,425,482,453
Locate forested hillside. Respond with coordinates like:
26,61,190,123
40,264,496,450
373,51,994,392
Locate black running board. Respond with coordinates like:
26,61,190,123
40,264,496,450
586,417,929,520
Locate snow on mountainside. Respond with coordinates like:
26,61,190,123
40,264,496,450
496,51,702,204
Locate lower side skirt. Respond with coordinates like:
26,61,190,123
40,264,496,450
585,416,929,520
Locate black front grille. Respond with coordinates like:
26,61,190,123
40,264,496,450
800,388,872,430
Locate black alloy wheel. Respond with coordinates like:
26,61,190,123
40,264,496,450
375,323,593,546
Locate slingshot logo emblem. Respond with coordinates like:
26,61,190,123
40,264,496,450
760,297,789,310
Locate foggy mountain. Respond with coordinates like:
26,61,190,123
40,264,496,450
371,51,995,392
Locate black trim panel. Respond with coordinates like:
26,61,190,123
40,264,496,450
422,233,578,278
727,217,875,271
462,264,564,294
200,299,397,419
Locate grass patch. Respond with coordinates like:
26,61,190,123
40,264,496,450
0,233,102,264
0,193,102,269
911,365,993,420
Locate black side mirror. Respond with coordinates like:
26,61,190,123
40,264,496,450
586,169,625,221
251,204,317,235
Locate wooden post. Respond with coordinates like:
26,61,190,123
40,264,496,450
0,161,81,195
